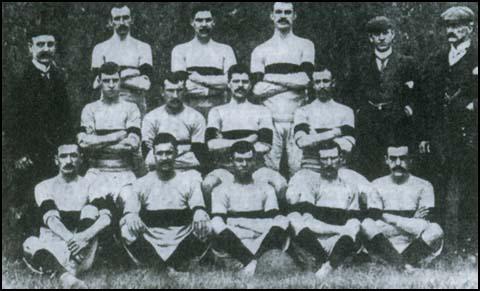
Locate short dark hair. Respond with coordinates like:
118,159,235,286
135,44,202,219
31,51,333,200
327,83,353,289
313,64,335,79
153,133,178,148
228,64,251,82
99,62,120,76
56,137,80,153
191,4,214,20
230,141,256,157
317,140,341,155
164,72,187,86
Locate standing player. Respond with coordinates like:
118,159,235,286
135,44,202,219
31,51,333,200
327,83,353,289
120,133,211,271
171,4,237,118
23,141,112,289
202,65,287,209
210,141,290,277
294,65,355,172
361,143,444,268
251,2,315,175
78,62,141,216
286,141,362,280
142,73,207,173
91,5,153,116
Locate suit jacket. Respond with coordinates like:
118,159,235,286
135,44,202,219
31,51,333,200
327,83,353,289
419,43,477,153
5,61,72,164
347,50,418,115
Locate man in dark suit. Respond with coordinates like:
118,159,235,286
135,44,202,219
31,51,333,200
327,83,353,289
4,24,72,239
418,6,477,256
348,16,418,181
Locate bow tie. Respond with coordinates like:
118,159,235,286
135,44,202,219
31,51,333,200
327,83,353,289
40,71,50,79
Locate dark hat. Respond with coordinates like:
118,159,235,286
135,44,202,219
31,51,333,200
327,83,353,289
27,23,58,40
441,6,475,24
366,16,394,33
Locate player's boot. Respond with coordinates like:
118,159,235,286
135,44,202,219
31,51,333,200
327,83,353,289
315,261,333,280
59,272,88,289
239,259,257,277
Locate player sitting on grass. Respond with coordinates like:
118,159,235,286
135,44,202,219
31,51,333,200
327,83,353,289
210,141,290,277
119,133,211,273
361,142,444,269
23,141,113,289
286,140,362,280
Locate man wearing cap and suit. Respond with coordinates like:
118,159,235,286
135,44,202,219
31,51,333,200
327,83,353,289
4,23,72,240
418,6,477,255
347,16,418,181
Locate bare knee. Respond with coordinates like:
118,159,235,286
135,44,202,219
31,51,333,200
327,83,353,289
361,218,381,240
80,205,99,221
421,223,444,246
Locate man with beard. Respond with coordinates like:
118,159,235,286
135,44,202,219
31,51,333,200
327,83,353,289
418,6,477,255
119,133,211,272
202,65,287,210
348,16,417,181
4,23,72,238
142,73,208,173
286,141,363,280
23,141,112,289
294,65,356,172
251,2,315,176
91,5,153,116
171,4,237,118
210,141,290,277
361,143,444,269
78,62,141,223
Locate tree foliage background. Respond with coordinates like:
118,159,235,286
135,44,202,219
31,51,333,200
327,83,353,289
1,2,478,210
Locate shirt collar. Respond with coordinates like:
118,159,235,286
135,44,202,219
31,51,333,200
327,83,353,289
32,59,51,73
451,39,471,53
313,98,334,106
375,47,393,60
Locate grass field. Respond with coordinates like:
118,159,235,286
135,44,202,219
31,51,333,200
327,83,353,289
2,241,478,289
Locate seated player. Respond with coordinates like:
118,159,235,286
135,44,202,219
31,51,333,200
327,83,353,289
203,65,287,209
77,62,141,213
361,143,444,269
142,73,207,173
23,141,112,289
286,141,362,280
119,133,211,272
294,65,356,171
210,141,290,277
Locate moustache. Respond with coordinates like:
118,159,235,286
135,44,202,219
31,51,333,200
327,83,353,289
447,33,457,38
63,164,74,170
278,19,290,24
38,52,53,59
200,28,211,33
393,166,406,172
118,24,129,31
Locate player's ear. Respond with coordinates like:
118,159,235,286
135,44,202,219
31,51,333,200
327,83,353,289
54,154,60,167
369,35,374,44
28,40,33,55
270,12,275,22
292,11,297,21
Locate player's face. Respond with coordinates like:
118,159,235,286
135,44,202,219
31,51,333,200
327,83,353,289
313,70,335,102
386,146,410,178
446,22,473,46
192,11,215,39
318,148,341,180
229,73,251,101
369,29,395,52
271,2,296,31
55,144,81,176
100,72,121,100
164,80,185,110
111,6,132,36
154,143,177,173
232,151,255,178
29,35,56,65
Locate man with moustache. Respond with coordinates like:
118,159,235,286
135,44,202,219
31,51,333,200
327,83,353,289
120,133,211,272
78,62,141,221
4,23,72,238
286,141,362,280
418,6,477,255
361,143,444,269
171,4,237,119
210,141,290,277
251,2,315,176
348,16,417,181
202,65,287,210
294,65,356,172
141,73,208,173
23,141,113,289
91,5,153,116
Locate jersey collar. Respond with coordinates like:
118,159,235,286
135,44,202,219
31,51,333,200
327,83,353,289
375,47,393,60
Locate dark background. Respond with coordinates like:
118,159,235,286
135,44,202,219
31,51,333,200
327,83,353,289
1,2,478,211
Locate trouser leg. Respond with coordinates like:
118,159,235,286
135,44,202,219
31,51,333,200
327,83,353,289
329,235,357,269
212,229,255,266
291,228,328,267
166,233,208,270
256,226,288,257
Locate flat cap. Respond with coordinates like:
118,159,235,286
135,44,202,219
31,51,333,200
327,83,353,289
441,6,475,24
366,16,394,33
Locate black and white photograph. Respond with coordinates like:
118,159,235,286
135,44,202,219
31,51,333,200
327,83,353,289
2,2,478,289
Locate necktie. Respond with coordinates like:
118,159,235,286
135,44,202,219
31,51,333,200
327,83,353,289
377,57,388,73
